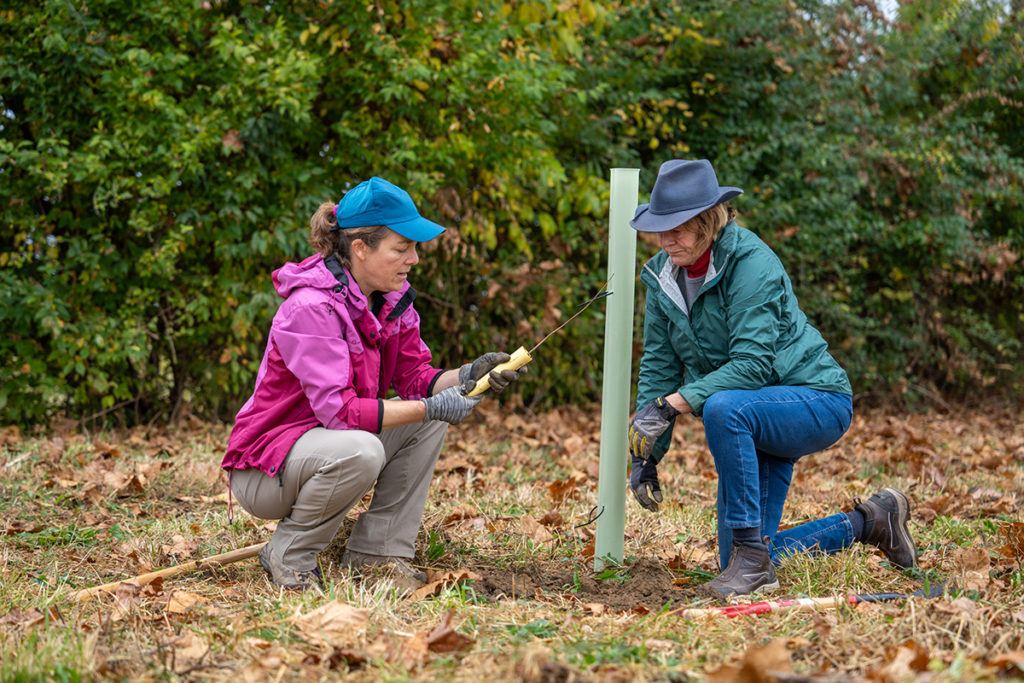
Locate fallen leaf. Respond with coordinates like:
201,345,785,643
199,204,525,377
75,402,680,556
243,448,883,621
166,590,204,615
0,606,61,627
706,637,793,683
520,516,554,544
368,632,428,670
4,520,43,535
952,547,990,591
291,599,370,649
932,597,980,621
444,504,482,525
870,640,930,682
409,569,482,602
162,535,198,558
0,424,22,446
539,511,565,527
989,651,1024,672
425,608,474,654
170,631,208,670
547,477,580,505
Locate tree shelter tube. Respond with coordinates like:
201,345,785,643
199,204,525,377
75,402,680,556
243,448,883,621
594,168,638,571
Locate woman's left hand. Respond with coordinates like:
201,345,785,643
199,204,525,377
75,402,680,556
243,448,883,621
628,395,680,461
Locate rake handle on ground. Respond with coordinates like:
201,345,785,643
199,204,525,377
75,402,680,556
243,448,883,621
73,542,267,603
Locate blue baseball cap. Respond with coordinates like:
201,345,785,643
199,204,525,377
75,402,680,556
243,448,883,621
334,177,446,242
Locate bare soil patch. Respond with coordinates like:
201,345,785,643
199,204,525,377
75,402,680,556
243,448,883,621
472,557,694,612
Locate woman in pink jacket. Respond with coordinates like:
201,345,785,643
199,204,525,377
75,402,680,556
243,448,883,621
223,177,519,591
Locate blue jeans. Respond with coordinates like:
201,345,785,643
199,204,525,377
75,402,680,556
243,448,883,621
702,386,854,569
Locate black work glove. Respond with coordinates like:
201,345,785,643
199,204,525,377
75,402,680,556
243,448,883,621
458,351,526,394
422,385,482,424
630,455,663,511
627,395,680,462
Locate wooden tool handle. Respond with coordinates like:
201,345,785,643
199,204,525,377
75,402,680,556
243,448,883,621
466,346,533,397
73,542,267,602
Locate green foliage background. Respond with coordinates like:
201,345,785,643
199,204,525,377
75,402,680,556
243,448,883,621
2,0,1022,428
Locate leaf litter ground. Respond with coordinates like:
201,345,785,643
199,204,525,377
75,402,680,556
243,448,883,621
1,402,1023,681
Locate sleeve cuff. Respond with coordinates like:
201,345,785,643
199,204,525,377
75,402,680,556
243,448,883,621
426,369,446,397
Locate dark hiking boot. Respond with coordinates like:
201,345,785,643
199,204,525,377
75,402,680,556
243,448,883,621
855,487,917,569
258,544,324,591
342,548,427,593
699,541,779,600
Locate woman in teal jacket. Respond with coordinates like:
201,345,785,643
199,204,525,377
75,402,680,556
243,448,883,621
626,159,917,599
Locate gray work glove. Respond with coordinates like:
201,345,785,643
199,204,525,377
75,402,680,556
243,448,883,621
630,455,663,512
458,351,526,394
422,385,482,424
627,395,680,462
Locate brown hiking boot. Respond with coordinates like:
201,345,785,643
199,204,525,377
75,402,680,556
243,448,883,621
342,549,427,593
855,487,918,569
699,541,779,600
258,544,324,591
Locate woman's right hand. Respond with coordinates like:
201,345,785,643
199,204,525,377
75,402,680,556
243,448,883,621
422,385,482,424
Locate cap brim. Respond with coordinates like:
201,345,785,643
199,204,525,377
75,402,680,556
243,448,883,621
386,215,446,242
629,188,743,233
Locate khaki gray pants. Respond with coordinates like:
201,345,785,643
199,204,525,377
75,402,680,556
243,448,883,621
230,419,447,573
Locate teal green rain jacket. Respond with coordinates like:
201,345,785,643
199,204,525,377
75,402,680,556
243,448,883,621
637,221,851,463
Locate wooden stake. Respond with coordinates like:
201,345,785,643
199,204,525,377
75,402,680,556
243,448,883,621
73,542,267,603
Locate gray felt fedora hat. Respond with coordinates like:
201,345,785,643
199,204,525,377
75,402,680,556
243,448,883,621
630,159,743,233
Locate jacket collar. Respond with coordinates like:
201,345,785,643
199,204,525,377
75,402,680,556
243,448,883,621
642,221,741,315
323,254,417,321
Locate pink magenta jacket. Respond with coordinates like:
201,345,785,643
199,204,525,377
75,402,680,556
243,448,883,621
222,253,444,477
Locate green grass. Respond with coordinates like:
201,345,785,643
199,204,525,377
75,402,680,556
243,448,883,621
1,405,1023,681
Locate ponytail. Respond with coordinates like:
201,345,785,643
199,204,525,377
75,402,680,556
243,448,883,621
308,201,390,269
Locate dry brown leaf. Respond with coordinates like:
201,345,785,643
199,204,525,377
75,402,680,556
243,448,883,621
425,608,475,654
870,640,930,682
409,569,482,602
932,597,981,621
547,477,580,505
539,510,565,527
989,651,1024,673
0,606,61,628
952,547,991,591
0,424,22,446
999,521,1024,562
444,504,482,524
165,590,204,615
162,535,198,558
291,600,370,649
368,632,429,670
170,631,209,669
705,637,793,682
4,519,44,535
520,516,554,544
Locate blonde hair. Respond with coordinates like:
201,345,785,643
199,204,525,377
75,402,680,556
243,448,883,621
688,202,738,252
308,202,390,269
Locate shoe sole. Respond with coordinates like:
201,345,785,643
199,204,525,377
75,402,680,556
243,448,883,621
881,487,917,569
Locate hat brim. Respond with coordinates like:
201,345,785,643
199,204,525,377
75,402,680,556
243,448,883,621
386,215,447,242
629,188,743,233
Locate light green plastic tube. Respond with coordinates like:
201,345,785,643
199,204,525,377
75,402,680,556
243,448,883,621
594,168,639,571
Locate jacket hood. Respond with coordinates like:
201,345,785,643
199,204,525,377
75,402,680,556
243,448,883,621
272,254,338,298
271,253,414,309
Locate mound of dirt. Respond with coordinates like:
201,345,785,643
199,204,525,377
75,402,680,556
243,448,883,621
473,557,698,613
